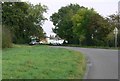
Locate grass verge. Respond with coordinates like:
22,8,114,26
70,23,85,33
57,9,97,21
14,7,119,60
2,45,86,79
63,44,118,50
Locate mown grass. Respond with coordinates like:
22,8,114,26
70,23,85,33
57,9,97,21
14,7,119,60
2,45,86,79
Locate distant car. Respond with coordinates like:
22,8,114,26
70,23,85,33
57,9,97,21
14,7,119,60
29,41,37,45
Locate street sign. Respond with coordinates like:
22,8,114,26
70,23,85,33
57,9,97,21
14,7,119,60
113,27,118,34
113,27,118,47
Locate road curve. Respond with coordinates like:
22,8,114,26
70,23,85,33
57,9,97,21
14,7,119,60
51,46,118,79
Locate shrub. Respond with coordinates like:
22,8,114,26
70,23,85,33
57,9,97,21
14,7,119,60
2,26,12,48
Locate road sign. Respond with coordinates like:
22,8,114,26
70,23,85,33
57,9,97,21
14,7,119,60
113,27,118,47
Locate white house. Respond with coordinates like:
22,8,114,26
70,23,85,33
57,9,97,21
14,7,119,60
39,34,67,45
46,35,65,45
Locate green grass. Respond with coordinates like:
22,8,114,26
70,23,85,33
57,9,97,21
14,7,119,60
63,44,118,50
2,45,86,79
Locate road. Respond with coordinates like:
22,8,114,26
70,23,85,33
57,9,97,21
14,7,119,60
51,46,118,79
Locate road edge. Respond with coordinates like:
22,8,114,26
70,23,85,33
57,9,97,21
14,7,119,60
83,55,92,79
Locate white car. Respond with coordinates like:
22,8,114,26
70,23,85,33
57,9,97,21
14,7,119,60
29,41,37,45
48,39,64,45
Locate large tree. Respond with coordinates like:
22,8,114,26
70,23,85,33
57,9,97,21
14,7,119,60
72,8,112,46
106,14,119,47
50,4,82,44
50,4,113,46
2,2,47,44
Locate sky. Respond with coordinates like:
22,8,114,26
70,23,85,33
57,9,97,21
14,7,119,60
22,0,119,36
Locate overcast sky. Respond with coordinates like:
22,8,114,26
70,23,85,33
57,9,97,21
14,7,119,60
24,0,119,36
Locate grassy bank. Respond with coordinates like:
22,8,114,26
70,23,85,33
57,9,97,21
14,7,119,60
2,45,86,79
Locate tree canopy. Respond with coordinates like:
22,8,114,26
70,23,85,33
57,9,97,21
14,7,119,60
50,4,114,46
50,4,82,44
2,2,47,44
106,14,119,47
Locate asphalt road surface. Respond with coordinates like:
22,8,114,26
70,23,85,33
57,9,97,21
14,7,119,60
51,46,118,79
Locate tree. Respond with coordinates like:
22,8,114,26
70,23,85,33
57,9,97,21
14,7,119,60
72,8,92,45
72,8,113,46
2,2,47,44
106,14,119,47
50,3,115,46
2,25,12,48
50,4,82,44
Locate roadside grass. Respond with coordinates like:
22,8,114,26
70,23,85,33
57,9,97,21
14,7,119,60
2,45,86,79
63,44,118,50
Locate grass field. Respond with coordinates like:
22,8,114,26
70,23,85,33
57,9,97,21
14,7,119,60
2,45,86,79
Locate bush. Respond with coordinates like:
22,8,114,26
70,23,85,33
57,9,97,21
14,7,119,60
2,26,12,48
